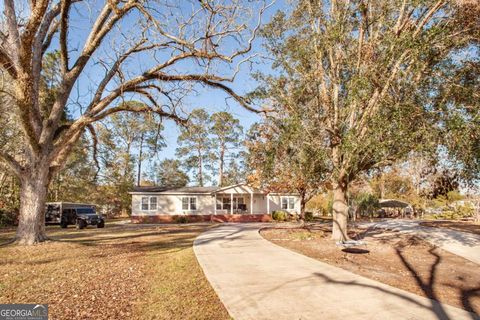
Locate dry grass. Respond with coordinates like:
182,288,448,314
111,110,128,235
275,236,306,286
0,223,230,320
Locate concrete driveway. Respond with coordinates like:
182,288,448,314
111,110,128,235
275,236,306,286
193,223,477,320
364,220,480,265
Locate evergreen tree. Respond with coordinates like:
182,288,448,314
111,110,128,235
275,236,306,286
210,112,244,186
153,159,189,188
176,109,215,186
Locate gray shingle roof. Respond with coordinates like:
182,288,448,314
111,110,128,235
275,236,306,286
132,186,219,193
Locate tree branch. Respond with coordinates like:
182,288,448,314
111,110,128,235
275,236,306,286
59,0,72,73
0,150,23,177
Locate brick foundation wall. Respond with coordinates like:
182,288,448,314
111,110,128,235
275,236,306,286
131,214,272,224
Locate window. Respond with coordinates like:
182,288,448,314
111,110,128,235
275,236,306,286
190,197,197,210
281,197,295,210
289,197,294,210
182,197,197,211
141,197,158,211
141,197,149,210
216,197,244,210
150,197,157,210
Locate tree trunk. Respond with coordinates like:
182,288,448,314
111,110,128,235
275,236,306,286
331,181,349,242
16,167,50,245
198,149,203,187
299,191,306,221
379,172,385,199
137,132,144,186
475,201,480,224
218,146,225,187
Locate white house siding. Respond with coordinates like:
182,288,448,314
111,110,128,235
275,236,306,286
131,192,301,216
252,194,267,213
268,194,301,213
131,193,216,216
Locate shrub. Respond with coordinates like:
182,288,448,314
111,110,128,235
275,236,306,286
304,211,314,221
272,210,288,221
0,209,17,227
173,215,188,224
355,193,380,217
433,205,474,220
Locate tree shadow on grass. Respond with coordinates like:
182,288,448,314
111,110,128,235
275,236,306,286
289,228,480,319
395,243,451,319
312,271,466,320
395,240,480,318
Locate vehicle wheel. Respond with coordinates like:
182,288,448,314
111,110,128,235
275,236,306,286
97,221,105,228
76,219,86,229
60,220,68,228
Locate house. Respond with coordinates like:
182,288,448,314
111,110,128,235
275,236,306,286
129,183,301,223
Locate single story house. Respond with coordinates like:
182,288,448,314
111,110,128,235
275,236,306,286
129,183,301,223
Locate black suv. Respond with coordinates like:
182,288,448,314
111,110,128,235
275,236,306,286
69,207,105,229
46,203,105,229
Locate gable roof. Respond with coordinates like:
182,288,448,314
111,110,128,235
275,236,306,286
210,182,265,194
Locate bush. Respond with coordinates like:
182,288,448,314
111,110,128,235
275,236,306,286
272,210,288,221
0,209,17,227
433,205,475,220
173,215,188,224
304,211,314,221
355,193,380,217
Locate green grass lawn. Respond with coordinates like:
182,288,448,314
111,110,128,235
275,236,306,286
0,223,230,320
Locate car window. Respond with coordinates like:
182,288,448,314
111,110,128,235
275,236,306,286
76,208,96,214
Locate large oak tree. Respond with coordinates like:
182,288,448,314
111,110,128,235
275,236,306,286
256,0,479,241
0,0,270,244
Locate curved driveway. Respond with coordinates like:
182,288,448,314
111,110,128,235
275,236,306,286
194,223,477,320
367,220,480,265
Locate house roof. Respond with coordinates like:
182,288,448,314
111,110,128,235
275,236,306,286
131,183,298,195
130,185,219,194
210,182,265,194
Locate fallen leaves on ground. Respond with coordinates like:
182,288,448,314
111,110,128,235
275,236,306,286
0,224,230,320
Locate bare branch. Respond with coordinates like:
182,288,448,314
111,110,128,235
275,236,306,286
3,0,21,67
0,150,23,177
59,0,72,73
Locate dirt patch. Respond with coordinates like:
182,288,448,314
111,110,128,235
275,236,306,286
261,225,480,314
0,224,229,320
420,220,480,235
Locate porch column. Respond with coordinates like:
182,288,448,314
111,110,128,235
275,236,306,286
250,191,253,214
214,193,217,215
267,194,270,214
230,193,233,215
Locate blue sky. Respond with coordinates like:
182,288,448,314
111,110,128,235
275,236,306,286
56,0,287,174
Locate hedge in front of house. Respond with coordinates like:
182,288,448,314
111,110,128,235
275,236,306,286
272,210,288,221
304,211,314,221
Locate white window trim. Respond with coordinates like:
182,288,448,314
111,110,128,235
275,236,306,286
217,196,244,210
281,196,296,211
181,196,198,211
140,196,158,211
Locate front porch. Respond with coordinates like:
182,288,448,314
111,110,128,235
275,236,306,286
213,184,269,215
